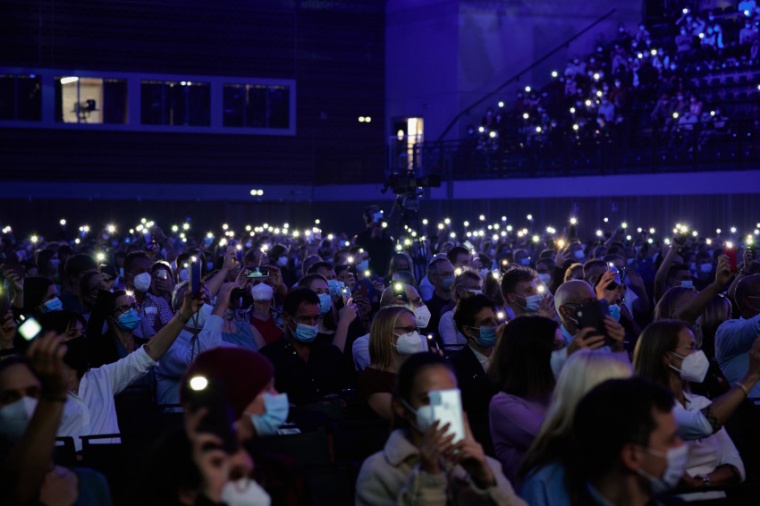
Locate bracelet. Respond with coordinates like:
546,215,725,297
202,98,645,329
42,394,68,403
735,382,749,397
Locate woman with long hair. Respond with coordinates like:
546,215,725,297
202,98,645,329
355,352,525,505
518,350,632,504
489,316,560,484
358,305,419,419
633,320,756,489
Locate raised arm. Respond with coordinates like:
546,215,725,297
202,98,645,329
6,333,68,505
677,256,732,324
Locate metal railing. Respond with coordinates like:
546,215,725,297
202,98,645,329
412,118,760,180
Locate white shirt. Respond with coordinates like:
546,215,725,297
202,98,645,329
58,346,157,451
469,343,490,372
680,392,745,480
155,315,225,406
438,310,467,348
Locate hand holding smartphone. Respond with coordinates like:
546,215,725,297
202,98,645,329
428,389,465,444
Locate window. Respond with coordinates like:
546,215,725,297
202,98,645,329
0,74,41,121
141,80,210,126
55,76,128,124
223,84,290,128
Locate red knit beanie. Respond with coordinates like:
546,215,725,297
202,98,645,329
181,347,274,419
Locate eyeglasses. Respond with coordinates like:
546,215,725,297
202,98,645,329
113,303,138,315
394,325,418,334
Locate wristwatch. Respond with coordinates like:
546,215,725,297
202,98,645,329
697,474,711,488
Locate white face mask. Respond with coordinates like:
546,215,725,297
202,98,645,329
251,283,274,302
0,396,38,441
670,350,710,383
393,331,422,355
637,444,689,494
412,305,432,328
221,479,272,506
133,272,152,292
401,399,436,432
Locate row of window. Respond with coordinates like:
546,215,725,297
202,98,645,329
0,70,295,134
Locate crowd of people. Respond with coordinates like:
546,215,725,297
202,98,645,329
2,203,760,506
467,3,760,162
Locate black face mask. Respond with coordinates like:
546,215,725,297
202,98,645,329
63,336,90,378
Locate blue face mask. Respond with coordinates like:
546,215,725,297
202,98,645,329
680,280,694,289
116,309,141,331
251,392,289,437
41,297,63,313
317,293,332,316
608,304,622,322
520,257,531,266
517,294,542,313
441,275,455,290
327,279,340,297
292,322,319,343
472,326,498,347
356,259,369,272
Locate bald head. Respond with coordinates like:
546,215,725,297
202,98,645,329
735,274,760,318
380,283,421,308
554,280,596,311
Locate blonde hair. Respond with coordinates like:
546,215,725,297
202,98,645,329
519,350,632,480
369,306,414,370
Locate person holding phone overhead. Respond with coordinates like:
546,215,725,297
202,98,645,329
356,352,525,505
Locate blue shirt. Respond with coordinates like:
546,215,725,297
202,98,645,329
519,460,571,506
715,313,760,397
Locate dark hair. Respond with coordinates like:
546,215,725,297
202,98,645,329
64,253,98,279
499,266,536,297
283,287,320,316
22,276,53,313
396,352,454,403
427,257,450,275
296,273,328,291
490,316,556,399
668,263,691,278
151,260,172,274
453,294,495,334
735,274,760,315
446,246,470,265
572,378,674,485
269,243,288,262
633,320,689,386
123,251,150,274
37,310,86,335
307,261,334,276
391,270,416,287
582,259,606,286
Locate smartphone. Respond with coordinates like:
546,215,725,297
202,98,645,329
606,263,621,290
353,282,369,299
236,245,244,262
341,287,351,305
229,287,253,309
186,377,239,454
428,389,465,444
156,270,169,280
426,334,438,351
725,243,738,273
576,299,612,346
189,259,202,297
246,266,269,278
18,316,42,341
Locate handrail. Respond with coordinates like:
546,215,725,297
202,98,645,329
436,8,617,142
